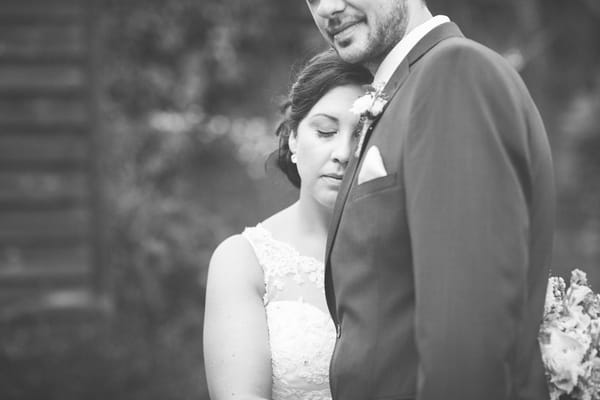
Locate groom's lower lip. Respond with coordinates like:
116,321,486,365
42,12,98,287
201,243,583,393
331,22,360,42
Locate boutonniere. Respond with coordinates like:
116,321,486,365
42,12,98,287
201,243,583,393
350,83,388,156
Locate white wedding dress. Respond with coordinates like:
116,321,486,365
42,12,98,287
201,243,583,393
242,224,335,400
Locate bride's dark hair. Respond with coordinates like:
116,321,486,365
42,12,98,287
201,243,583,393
274,49,372,188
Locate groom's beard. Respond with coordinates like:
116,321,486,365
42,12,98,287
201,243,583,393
326,0,410,68
368,0,410,66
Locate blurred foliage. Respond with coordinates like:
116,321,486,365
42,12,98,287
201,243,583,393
1,1,599,399
97,0,310,326
0,313,204,400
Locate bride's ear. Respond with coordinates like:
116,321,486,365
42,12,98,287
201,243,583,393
288,131,298,154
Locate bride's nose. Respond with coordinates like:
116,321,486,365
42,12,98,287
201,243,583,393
331,134,352,165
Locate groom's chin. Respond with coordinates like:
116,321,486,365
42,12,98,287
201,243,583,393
333,42,369,65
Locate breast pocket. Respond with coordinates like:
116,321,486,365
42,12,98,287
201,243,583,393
349,172,399,202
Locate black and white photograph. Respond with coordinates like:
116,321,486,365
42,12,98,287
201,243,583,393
0,1,599,399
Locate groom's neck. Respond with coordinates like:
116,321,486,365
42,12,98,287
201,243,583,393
364,4,433,74
406,3,433,37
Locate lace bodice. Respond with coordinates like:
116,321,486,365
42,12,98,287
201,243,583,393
242,224,335,400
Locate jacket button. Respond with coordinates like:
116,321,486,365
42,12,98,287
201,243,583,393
336,324,341,338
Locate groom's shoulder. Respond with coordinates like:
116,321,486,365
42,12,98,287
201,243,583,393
431,35,509,66
421,35,520,85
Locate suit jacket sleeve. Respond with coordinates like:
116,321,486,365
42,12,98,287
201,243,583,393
403,45,535,400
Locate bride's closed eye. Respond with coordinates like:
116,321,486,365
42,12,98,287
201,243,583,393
317,129,338,137
306,115,339,137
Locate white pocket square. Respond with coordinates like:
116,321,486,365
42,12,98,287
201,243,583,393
358,146,387,185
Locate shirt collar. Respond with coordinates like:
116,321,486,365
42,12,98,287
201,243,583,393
373,15,450,87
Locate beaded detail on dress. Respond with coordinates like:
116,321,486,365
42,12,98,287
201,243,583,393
242,224,335,400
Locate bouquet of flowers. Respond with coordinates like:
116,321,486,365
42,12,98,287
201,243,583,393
540,269,600,400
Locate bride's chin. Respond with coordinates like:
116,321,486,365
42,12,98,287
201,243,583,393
319,194,339,209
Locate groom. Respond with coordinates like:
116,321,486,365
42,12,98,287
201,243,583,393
305,1,555,399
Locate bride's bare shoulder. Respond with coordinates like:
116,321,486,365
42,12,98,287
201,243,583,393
208,234,263,291
212,233,253,258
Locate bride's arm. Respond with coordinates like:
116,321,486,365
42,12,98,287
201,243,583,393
203,234,272,400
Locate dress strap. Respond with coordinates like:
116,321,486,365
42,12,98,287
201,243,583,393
242,224,325,305
241,225,271,266
241,225,271,304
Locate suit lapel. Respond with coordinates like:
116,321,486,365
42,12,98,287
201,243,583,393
407,22,463,65
325,139,362,260
383,22,463,99
324,60,406,263
324,22,465,318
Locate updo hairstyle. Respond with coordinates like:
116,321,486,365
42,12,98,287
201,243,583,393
274,49,372,188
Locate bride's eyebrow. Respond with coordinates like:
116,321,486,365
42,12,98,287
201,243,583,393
308,113,338,123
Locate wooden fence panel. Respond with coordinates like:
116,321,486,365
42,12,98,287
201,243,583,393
0,98,87,124
0,171,87,203
0,0,84,19
0,208,90,241
0,65,85,90
0,24,84,58
0,134,89,164
0,0,103,316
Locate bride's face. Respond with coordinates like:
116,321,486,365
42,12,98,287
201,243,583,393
289,84,364,209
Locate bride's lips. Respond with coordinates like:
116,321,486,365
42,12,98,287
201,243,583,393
322,174,344,184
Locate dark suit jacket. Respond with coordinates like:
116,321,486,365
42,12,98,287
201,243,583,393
325,22,555,400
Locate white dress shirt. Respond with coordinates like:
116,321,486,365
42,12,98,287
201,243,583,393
373,15,450,87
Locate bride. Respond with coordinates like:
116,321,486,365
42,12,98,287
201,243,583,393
203,50,371,400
